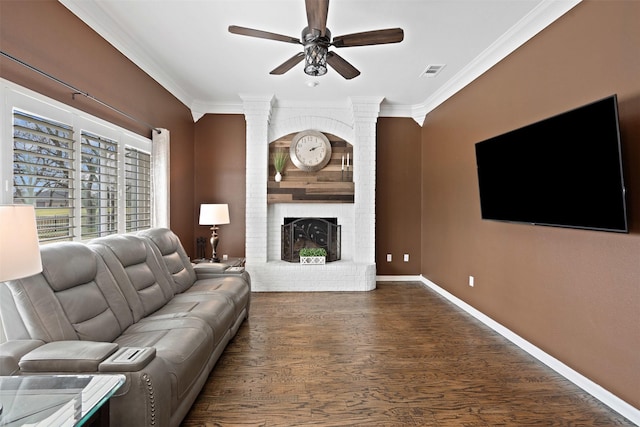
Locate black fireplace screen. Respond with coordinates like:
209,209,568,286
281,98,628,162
281,217,341,262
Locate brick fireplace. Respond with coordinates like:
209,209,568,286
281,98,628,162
242,96,381,291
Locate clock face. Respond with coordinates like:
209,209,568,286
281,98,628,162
290,131,332,172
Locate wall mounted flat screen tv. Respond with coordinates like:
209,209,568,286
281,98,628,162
475,95,628,233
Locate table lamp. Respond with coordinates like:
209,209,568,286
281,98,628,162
198,204,230,262
0,205,42,416
0,205,42,282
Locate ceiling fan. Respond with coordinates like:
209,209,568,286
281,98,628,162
228,0,404,80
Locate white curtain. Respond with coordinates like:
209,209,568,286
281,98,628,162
152,128,170,228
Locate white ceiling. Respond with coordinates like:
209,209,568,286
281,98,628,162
59,0,580,124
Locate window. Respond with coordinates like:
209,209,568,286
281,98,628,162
1,79,159,242
125,147,151,232
81,131,118,239
13,111,76,242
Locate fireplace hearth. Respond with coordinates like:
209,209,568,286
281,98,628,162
281,217,341,262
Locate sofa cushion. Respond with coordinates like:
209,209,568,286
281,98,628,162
8,242,136,343
137,228,197,294
3,275,82,342
188,276,251,320
56,283,124,341
155,294,236,346
40,242,98,291
90,235,175,322
116,317,215,402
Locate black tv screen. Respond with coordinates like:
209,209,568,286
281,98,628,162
475,95,628,233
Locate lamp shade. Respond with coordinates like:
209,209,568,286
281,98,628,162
199,204,230,226
0,205,43,282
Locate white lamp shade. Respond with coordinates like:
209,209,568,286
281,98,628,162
0,205,43,282
199,204,230,226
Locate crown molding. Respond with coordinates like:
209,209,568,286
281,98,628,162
59,0,581,124
59,0,195,109
412,0,582,126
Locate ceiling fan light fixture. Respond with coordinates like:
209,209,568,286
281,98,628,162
304,43,328,77
229,3,403,80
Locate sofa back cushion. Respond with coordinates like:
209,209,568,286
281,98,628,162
137,228,197,293
0,283,31,340
1,242,133,343
1,274,76,342
89,234,175,322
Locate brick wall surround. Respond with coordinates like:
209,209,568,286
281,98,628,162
242,97,382,291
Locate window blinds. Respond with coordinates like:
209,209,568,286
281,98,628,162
81,131,118,238
12,108,154,242
125,147,151,232
13,110,76,242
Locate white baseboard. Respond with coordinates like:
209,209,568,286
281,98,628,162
417,275,639,425
376,275,422,282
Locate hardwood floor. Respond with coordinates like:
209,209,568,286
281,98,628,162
182,282,634,426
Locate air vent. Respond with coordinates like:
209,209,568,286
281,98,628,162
420,64,445,78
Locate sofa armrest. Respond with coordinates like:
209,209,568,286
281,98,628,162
19,341,118,372
193,262,230,279
0,340,45,375
194,263,249,285
99,347,156,372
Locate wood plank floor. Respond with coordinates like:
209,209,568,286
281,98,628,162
182,282,634,426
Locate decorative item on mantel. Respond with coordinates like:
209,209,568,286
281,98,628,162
299,247,327,265
267,132,354,204
272,150,288,182
341,152,351,181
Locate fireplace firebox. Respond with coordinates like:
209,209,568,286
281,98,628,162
281,217,341,262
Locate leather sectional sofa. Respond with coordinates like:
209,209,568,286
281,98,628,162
0,228,250,427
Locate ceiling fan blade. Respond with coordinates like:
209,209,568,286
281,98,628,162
332,28,404,48
229,25,300,44
326,51,360,80
270,53,305,75
305,0,329,36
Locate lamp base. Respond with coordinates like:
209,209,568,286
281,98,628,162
209,226,220,263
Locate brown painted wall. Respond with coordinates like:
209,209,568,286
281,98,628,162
194,114,246,259
421,0,640,407
4,0,637,409
0,0,196,247
376,118,422,274
192,115,421,269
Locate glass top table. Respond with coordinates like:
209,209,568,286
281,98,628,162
0,374,124,427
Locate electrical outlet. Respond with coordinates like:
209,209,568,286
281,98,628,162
403,254,409,262
386,254,392,262
222,254,228,261
469,276,475,287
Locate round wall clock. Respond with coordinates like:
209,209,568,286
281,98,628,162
289,130,332,172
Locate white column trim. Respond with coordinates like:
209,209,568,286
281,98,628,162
349,97,382,264
242,95,274,263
